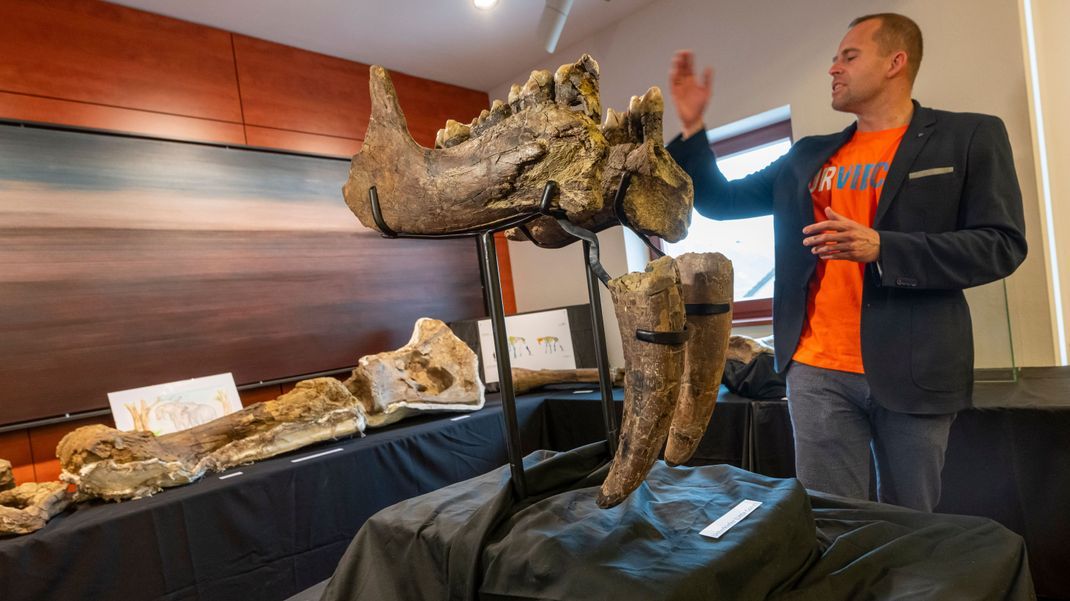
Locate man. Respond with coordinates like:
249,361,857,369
666,13,1026,511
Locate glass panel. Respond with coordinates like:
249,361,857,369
664,138,791,301
967,279,1018,382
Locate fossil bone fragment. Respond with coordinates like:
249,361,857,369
507,86,693,248
344,56,608,235
343,318,484,428
727,335,774,365
598,256,686,509
664,253,733,466
0,459,12,492
57,378,366,501
510,367,625,395
0,481,71,536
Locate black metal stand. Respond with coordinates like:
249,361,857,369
367,181,622,499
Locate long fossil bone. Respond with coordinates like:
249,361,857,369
343,56,608,234
510,367,625,395
597,256,686,509
57,378,366,501
663,252,733,466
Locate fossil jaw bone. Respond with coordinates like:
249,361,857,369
507,85,693,248
344,56,608,235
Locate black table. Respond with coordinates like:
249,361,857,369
0,395,551,601
3,380,1063,601
735,368,1070,601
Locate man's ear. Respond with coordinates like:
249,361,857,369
887,50,909,79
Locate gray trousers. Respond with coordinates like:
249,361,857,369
785,361,956,512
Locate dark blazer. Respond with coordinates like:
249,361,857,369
667,101,1027,413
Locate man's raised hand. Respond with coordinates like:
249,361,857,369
669,50,713,139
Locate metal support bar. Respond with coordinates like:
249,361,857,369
477,231,528,499
362,180,629,501
582,240,618,456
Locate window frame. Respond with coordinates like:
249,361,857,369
654,118,793,327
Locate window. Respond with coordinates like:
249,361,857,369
663,117,792,325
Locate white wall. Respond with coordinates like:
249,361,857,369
493,0,1057,368
1023,0,1070,364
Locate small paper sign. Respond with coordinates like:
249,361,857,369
108,373,241,435
700,499,762,539
477,308,576,384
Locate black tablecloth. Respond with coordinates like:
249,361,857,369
2,381,1063,601
737,391,1070,600
0,395,550,601
320,445,1033,601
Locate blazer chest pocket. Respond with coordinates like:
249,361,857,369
908,166,954,180
901,166,960,228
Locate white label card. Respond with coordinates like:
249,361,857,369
477,308,576,384
700,499,762,539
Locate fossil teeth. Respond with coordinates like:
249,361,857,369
490,98,510,120
473,99,512,137
441,119,471,148
553,53,601,121
517,69,554,111
635,87,665,145
508,83,523,113
602,107,629,145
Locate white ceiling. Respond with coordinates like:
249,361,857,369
106,0,659,91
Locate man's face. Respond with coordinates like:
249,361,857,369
829,19,890,113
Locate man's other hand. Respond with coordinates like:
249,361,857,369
802,207,881,263
669,50,713,139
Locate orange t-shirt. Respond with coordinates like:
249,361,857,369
792,125,907,373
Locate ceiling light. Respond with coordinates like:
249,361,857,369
537,0,574,53
474,0,498,9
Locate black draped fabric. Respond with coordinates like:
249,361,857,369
937,405,1070,600
320,446,1033,601
740,391,1070,600
0,395,549,601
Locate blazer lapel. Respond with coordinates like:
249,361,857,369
874,100,937,225
796,125,854,226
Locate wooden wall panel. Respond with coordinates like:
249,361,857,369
245,125,362,158
2,229,484,424
0,91,246,145
391,70,492,148
233,35,371,140
238,385,283,407
494,232,517,315
0,431,35,485
0,123,486,425
0,0,512,480
0,0,242,123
